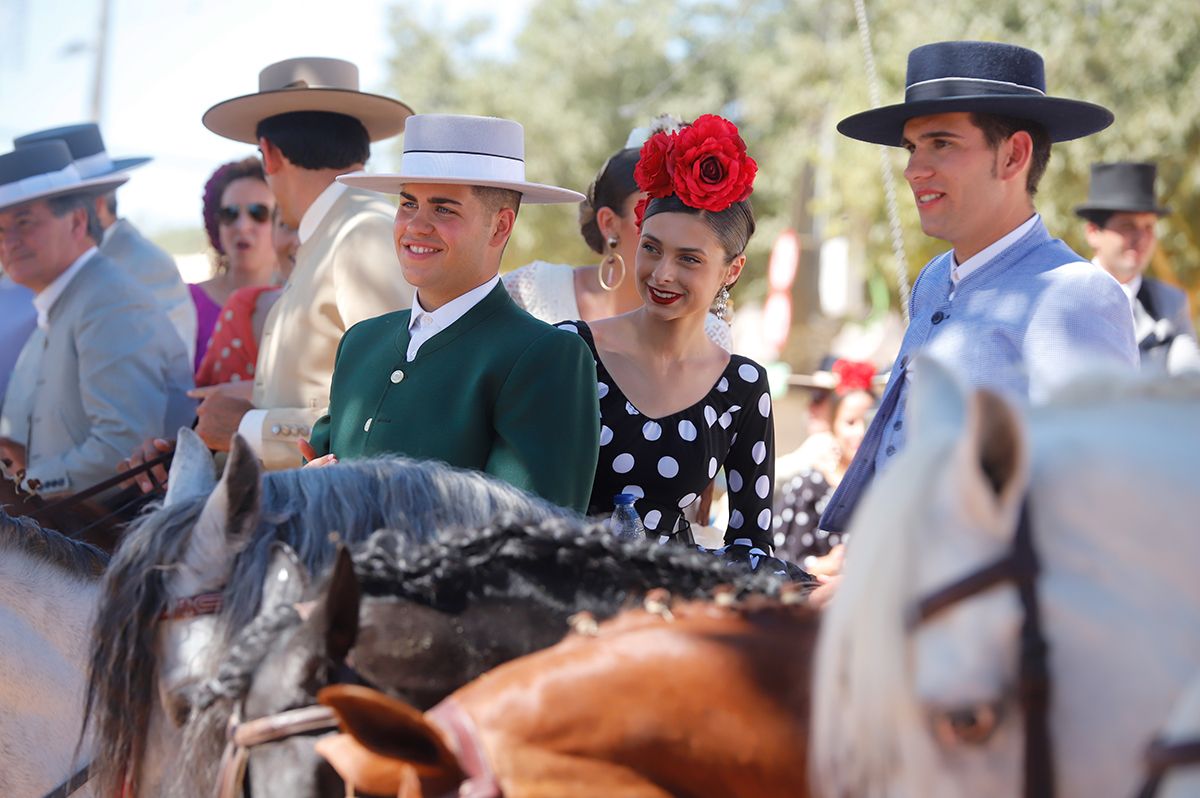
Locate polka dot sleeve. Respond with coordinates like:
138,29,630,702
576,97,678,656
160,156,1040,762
722,362,776,553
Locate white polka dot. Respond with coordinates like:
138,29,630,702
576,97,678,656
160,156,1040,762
752,441,767,464
642,421,662,441
703,405,717,427
658,534,670,545
781,507,794,522
644,510,662,530
708,457,718,478
247,363,254,375
230,373,241,382
801,532,814,547
728,470,743,492
678,492,698,508
718,412,733,429
732,537,753,547
622,485,645,499
677,420,697,441
220,347,231,358
729,510,744,529
214,321,222,333
231,338,242,348
658,456,679,478
717,377,729,392
757,509,771,530
625,401,639,416
738,363,759,382
612,453,635,473
225,310,234,320
796,511,809,525
597,382,609,399
599,425,613,446
755,475,770,498
559,323,579,334
758,393,771,417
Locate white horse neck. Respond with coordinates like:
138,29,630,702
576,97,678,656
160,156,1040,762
0,549,99,796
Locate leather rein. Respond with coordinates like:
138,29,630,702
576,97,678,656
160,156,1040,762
1135,738,1200,798
908,500,1054,798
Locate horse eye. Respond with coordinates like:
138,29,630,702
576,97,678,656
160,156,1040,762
930,704,1001,747
166,692,193,728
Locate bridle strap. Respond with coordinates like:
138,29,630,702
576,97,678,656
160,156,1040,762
1134,738,1200,798
215,705,340,798
27,451,173,520
40,762,91,798
909,549,1029,628
160,591,225,621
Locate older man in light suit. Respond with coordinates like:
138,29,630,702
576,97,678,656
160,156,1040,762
14,123,197,361
818,41,1138,538
125,57,415,484
0,141,194,497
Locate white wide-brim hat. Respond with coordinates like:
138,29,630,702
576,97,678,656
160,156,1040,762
202,57,413,144
14,123,151,178
338,114,585,205
0,141,128,213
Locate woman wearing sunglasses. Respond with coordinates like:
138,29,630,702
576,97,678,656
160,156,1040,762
190,157,279,374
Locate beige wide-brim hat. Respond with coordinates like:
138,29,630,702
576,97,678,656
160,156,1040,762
202,57,413,144
0,141,128,213
338,114,584,205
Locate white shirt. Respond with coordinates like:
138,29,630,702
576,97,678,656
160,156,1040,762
950,213,1041,290
407,275,500,361
1120,273,1143,311
298,171,365,245
33,246,97,330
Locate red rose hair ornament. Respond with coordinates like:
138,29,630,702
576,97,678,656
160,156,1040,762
831,359,876,395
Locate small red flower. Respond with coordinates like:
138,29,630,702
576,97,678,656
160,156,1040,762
634,196,651,229
831,359,876,394
634,132,675,199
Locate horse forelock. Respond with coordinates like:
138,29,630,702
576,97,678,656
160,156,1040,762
0,509,108,580
811,433,957,797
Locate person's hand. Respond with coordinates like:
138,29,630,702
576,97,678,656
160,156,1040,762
298,438,337,469
189,385,255,452
118,437,176,493
803,544,845,578
0,436,27,478
808,575,841,609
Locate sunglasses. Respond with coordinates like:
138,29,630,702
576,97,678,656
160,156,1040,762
218,203,271,225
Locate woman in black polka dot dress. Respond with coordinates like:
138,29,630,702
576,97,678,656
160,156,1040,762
555,113,778,561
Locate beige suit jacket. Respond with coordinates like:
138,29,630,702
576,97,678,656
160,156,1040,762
251,186,412,469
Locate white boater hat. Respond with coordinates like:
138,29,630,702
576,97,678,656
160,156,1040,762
338,114,585,205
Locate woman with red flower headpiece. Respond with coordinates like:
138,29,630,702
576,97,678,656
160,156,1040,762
555,115,789,570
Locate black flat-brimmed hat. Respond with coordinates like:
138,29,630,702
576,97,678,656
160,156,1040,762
0,140,128,213
14,122,150,178
1074,161,1170,217
838,41,1114,146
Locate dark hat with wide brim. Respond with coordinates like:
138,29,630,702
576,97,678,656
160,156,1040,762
14,123,150,178
203,57,413,144
0,140,128,213
1075,161,1170,217
838,41,1114,146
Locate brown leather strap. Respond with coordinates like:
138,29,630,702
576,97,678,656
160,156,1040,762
27,451,173,519
1136,738,1200,798
216,705,339,798
160,591,224,621
40,763,90,798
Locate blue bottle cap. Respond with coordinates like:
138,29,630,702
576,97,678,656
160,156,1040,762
613,493,637,505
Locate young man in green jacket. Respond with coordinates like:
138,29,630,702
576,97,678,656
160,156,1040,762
304,114,600,513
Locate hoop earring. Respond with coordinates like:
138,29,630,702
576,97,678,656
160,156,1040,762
713,284,731,322
598,235,626,291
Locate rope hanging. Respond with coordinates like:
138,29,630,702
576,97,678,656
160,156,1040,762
851,0,911,322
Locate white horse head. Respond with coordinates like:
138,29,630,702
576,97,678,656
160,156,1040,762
812,356,1200,797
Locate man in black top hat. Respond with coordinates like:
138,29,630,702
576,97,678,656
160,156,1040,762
820,40,1138,535
1076,161,1199,373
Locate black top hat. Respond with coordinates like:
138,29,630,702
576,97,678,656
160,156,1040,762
1074,162,1169,217
838,41,1113,146
0,140,128,212
14,122,151,178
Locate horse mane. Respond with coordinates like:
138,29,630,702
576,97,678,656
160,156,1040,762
85,456,567,796
0,509,108,580
810,430,956,797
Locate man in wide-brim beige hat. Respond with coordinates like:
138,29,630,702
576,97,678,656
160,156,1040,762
123,57,417,484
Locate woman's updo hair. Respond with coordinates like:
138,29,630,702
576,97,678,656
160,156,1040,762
578,147,641,254
202,157,266,255
642,194,756,262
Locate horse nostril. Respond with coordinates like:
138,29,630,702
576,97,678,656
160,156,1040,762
931,704,1000,747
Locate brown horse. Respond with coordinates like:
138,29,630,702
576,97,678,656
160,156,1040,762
316,595,818,798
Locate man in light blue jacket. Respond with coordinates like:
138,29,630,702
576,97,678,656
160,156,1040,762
820,41,1138,535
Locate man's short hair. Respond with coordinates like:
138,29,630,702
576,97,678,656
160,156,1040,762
471,186,522,217
256,111,370,171
103,190,118,218
46,192,102,244
970,112,1052,196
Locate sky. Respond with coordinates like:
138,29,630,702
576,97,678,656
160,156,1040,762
0,0,531,237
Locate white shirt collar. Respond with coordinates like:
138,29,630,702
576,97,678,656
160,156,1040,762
409,275,500,333
951,213,1041,286
101,220,118,246
297,172,363,244
33,246,97,330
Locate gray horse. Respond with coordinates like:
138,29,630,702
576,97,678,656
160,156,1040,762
82,429,572,797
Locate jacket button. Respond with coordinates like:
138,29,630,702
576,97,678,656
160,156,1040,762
271,424,281,435
364,418,373,432
390,370,404,384
899,355,908,369
893,420,902,431
931,311,945,325
885,445,897,456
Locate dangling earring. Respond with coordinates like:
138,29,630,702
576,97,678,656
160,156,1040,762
713,284,731,322
598,235,626,291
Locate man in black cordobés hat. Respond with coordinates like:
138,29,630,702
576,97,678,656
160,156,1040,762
820,40,1139,535
1076,161,1199,373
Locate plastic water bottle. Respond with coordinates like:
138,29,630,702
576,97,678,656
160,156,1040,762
610,493,647,542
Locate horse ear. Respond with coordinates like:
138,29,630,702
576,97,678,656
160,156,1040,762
909,354,969,439
163,427,217,507
261,542,309,614
317,685,464,786
957,388,1030,534
180,435,262,590
319,546,360,662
